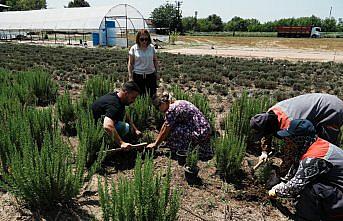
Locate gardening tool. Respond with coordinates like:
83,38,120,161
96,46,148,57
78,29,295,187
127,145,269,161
103,142,148,155
253,151,273,170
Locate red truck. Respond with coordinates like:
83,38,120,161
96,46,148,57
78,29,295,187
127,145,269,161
276,26,321,38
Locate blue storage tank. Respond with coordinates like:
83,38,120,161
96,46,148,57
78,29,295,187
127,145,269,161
92,32,99,46
106,21,116,46
99,28,107,46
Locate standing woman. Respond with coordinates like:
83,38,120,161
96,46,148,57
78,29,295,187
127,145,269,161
128,29,159,97
147,93,213,160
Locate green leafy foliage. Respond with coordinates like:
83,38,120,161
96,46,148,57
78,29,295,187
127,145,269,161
216,92,273,179
0,69,96,210
224,91,274,143
1,44,343,96
151,3,182,34
5,0,47,11
98,154,181,221
254,162,274,184
79,75,114,112
57,91,78,136
0,69,34,106
0,128,88,209
215,132,246,178
186,149,198,169
139,130,156,144
26,107,56,149
83,75,114,101
127,95,163,130
67,0,90,8
77,109,105,169
17,70,58,106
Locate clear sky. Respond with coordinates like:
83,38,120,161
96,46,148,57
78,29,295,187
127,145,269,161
47,0,343,23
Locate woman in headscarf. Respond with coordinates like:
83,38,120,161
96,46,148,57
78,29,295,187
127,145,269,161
269,119,343,221
147,93,213,159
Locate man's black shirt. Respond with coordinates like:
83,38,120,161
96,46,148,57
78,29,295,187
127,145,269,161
91,92,125,123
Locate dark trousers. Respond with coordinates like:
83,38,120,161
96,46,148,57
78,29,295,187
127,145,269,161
295,183,343,221
318,125,341,146
133,72,157,98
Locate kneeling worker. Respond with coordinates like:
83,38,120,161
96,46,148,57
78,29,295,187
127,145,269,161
92,81,142,150
269,119,343,221
250,93,343,163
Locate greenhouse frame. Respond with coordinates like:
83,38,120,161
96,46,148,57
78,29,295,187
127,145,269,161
0,4,148,47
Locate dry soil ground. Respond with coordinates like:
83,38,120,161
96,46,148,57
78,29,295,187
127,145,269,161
162,36,343,63
2,36,340,220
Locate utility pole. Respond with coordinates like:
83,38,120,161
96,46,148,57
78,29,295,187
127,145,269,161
194,11,198,31
175,1,182,32
329,6,332,19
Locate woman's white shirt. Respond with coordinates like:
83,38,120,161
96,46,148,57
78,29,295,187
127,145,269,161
129,44,156,75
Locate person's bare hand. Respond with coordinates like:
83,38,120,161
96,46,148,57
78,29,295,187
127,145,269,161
120,142,132,151
147,143,157,149
135,129,142,138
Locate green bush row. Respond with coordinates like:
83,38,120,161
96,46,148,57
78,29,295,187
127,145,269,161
98,154,181,221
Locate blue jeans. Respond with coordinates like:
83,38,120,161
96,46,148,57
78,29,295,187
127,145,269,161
115,121,130,137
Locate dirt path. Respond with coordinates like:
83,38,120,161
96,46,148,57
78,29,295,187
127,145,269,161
163,45,343,63
160,36,343,62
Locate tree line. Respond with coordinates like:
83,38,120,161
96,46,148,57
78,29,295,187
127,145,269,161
182,15,343,32
151,4,343,33
0,0,90,10
1,1,342,33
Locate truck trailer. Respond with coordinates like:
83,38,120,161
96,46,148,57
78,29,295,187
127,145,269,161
276,26,321,38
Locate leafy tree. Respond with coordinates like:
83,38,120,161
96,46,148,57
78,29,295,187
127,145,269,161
196,14,223,32
182,16,198,32
207,14,224,31
246,18,261,32
197,18,211,32
225,16,248,32
322,17,337,32
338,18,343,32
67,0,90,8
5,0,46,11
299,15,321,26
151,3,182,34
224,15,325,32
260,21,275,32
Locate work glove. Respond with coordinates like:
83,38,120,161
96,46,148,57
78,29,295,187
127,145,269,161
268,189,276,198
268,181,286,198
259,151,268,162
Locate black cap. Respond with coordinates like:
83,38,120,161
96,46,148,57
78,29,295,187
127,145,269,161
250,113,270,130
250,113,270,139
277,119,316,138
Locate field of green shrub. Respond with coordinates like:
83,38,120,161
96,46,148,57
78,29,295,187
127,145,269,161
1,43,343,100
0,42,343,219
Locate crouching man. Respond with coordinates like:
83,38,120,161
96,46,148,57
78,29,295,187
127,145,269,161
269,119,343,221
92,81,142,150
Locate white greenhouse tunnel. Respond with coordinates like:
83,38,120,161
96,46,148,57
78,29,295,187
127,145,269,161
0,4,148,47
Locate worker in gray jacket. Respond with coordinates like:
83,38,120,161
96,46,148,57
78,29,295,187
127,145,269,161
269,119,343,221
250,93,343,163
